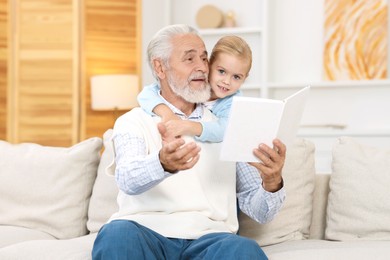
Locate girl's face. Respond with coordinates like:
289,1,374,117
208,53,249,100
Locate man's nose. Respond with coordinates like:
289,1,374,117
195,58,208,72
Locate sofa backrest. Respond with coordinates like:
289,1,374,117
0,137,102,239
238,138,317,246
309,173,330,239
87,129,119,233
87,129,321,247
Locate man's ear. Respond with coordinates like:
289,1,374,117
153,59,166,80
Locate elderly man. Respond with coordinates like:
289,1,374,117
92,24,286,260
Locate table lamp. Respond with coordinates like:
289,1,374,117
90,74,139,116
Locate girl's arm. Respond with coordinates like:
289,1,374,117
162,93,237,141
165,91,240,142
137,83,165,115
153,103,180,123
138,83,181,123
196,91,241,143
138,83,203,138
138,83,239,142
163,119,203,139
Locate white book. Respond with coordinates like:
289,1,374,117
220,86,310,162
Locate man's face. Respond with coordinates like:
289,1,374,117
165,34,210,103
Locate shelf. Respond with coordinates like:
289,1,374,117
266,79,390,89
298,127,390,137
199,27,262,36
241,83,263,89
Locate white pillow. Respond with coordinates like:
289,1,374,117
87,129,119,233
239,138,316,246
326,137,390,241
0,137,102,239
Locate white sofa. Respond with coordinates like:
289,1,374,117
1,129,390,260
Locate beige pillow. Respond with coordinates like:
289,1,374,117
239,138,316,246
0,137,102,239
87,129,119,233
326,137,390,241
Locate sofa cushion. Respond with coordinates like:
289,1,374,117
326,137,390,241
0,138,102,240
87,129,119,233
0,233,97,260
239,138,316,246
0,225,56,249
263,239,390,260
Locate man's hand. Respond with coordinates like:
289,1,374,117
249,139,286,192
158,123,201,173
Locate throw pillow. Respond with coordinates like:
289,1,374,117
238,138,316,246
0,137,102,239
326,136,390,240
87,129,119,233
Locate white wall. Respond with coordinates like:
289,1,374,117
141,0,390,173
264,0,390,130
141,0,170,85
141,0,265,86
142,0,390,84
141,0,325,84
141,0,390,131
267,0,324,83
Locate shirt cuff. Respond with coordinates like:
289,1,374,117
148,152,176,179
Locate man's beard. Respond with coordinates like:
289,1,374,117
167,73,211,103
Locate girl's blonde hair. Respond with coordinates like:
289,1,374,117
209,35,252,76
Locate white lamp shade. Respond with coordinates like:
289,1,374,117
91,74,139,110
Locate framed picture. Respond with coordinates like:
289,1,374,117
324,0,388,80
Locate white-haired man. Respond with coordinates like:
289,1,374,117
92,24,286,260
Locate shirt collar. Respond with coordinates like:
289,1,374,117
157,89,203,121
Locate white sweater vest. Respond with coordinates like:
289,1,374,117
110,108,237,239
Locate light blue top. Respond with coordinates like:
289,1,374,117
137,83,241,142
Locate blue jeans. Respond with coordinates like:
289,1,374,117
92,220,267,260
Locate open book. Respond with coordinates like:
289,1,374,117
220,86,310,162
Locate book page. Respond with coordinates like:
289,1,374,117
220,97,284,162
220,86,310,162
277,86,311,148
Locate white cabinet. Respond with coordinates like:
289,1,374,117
268,80,390,173
198,27,265,98
142,0,269,97
141,0,390,174
168,0,264,30
167,0,269,98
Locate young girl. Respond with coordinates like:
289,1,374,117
138,35,252,142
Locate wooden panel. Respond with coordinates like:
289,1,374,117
0,0,7,140
81,0,141,140
9,0,78,146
